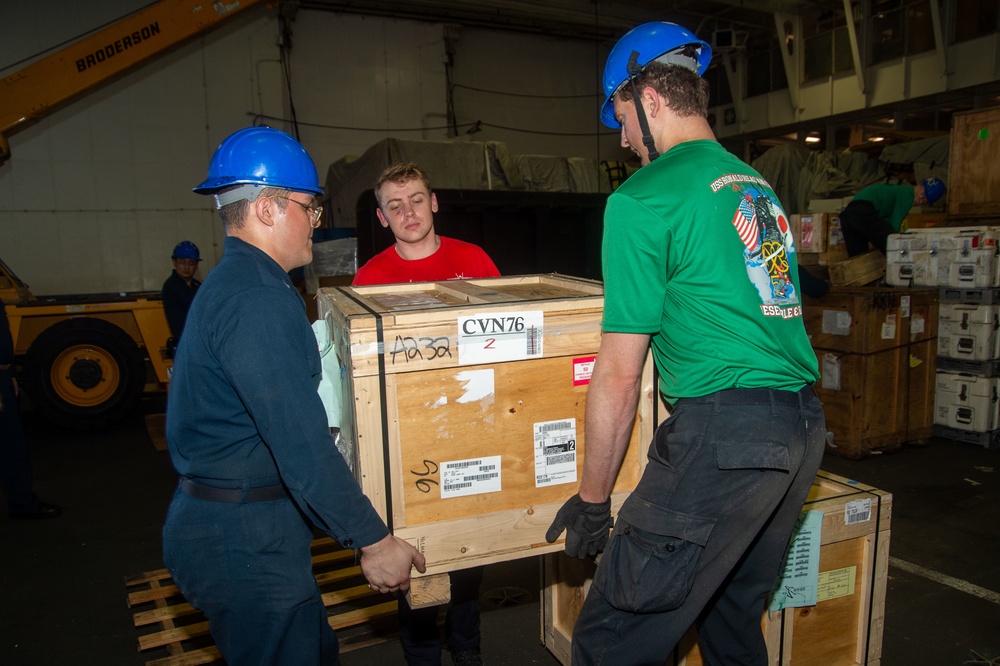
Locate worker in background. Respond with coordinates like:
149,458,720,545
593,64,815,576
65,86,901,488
161,240,202,351
1,300,61,520
353,162,499,285
354,162,498,666
162,126,425,666
841,178,946,256
545,22,825,666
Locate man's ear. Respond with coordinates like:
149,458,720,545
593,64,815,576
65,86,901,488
430,192,439,214
376,208,390,229
642,86,661,118
254,195,277,228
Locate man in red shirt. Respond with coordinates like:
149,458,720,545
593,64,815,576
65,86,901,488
353,162,499,286
353,162,495,666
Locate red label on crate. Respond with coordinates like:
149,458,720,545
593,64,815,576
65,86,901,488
573,356,596,386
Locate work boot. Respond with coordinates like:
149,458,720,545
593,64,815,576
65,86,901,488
8,501,61,519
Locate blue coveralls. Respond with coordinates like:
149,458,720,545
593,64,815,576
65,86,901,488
162,237,389,666
161,269,201,341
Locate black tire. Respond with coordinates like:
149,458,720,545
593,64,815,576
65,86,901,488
23,318,146,430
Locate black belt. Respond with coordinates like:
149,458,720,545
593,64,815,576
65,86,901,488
677,385,816,407
180,478,288,503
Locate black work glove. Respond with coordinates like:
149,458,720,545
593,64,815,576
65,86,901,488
545,494,613,559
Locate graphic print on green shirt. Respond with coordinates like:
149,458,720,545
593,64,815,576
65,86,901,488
601,140,820,401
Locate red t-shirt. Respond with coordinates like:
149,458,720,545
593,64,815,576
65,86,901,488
353,236,500,285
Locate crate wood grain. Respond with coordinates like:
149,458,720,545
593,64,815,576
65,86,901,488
815,337,937,459
126,538,398,665
828,251,886,287
543,470,892,666
948,107,1000,219
317,275,658,577
803,287,938,355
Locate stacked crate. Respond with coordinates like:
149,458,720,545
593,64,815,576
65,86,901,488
543,471,892,666
804,287,938,459
930,107,1000,448
792,197,852,282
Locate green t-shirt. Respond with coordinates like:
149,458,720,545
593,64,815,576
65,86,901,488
602,140,819,401
852,183,915,232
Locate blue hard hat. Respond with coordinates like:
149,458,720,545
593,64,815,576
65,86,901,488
923,178,945,204
193,126,323,196
600,22,712,129
172,241,201,261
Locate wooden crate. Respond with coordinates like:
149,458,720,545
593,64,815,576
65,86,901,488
125,538,399,665
815,337,936,459
828,251,885,287
803,287,938,354
542,470,892,666
316,275,656,577
905,337,937,444
948,107,1000,219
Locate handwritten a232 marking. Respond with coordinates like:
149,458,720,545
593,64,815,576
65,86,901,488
390,334,452,364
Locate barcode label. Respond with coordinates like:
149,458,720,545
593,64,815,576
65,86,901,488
539,420,573,433
526,325,542,356
534,418,577,488
440,456,502,498
845,499,872,525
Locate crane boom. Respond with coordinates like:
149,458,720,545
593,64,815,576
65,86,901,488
0,0,266,163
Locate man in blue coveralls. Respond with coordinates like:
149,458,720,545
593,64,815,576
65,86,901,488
162,126,425,665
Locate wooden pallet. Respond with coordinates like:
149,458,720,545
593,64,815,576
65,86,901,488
125,537,399,665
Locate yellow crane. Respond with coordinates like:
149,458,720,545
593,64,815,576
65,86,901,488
1,0,268,428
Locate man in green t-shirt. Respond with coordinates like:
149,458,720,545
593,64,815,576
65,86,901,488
545,21,827,666
841,179,946,256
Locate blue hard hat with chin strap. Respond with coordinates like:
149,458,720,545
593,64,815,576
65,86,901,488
193,126,323,208
601,22,711,162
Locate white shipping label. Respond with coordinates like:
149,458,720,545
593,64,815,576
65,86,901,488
821,310,853,336
821,354,842,391
881,314,897,340
534,419,578,487
457,311,544,365
440,456,502,498
845,498,872,525
900,295,911,318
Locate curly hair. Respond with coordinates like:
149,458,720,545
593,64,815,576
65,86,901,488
616,62,710,118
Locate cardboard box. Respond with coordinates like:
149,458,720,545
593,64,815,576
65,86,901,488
794,213,828,253
542,470,892,666
815,338,936,459
803,287,938,354
823,215,849,265
316,275,656,576
938,303,1000,361
948,107,1000,219
808,198,848,214
934,372,1000,433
